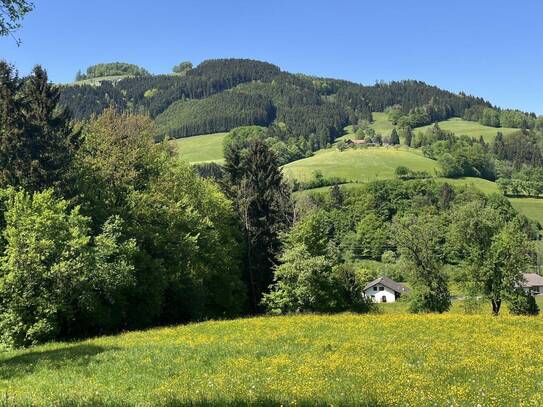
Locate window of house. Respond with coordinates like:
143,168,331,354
379,286,384,291
373,286,377,291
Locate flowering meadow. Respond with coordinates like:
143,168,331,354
1,310,543,406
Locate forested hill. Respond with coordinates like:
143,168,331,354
59,58,536,153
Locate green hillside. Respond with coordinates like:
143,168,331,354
2,312,542,406
415,117,519,142
510,198,543,225
283,147,440,182
341,114,518,143
171,132,226,163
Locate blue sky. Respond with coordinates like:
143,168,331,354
2,0,542,114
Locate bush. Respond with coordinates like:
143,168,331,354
0,189,136,348
508,292,540,316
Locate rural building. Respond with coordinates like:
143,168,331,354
363,276,410,303
521,273,543,295
345,139,366,146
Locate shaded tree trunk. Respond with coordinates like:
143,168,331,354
491,299,502,315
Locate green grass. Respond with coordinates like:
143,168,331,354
340,112,395,140
2,311,543,405
283,146,440,183
510,197,543,225
340,114,518,143
170,133,227,164
414,117,519,142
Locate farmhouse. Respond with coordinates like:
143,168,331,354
345,139,366,146
364,276,410,303
521,273,543,295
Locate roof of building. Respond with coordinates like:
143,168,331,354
364,276,411,293
522,273,543,287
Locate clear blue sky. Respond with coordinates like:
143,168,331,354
2,0,542,114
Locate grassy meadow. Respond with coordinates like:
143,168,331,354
341,114,519,143
283,147,439,183
2,309,543,406
414,117,519,142
170,132,227,164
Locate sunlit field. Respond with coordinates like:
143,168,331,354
415,117,519,142
170,132,227,164
1,307,543,406
283,147,439,183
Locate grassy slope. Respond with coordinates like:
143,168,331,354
2,311,543,406
510,198,543,224
283,147,440,183
414,117,519,142
342,114,519,143
171,132,227,164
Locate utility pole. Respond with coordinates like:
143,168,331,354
537,230,541,275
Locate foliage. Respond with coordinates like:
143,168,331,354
76,62,150,81
0,63,78,193
74,107,169,228
447,199,532,314
0,189,136,348
224,139,292,311
0,0,33,41
155,93,275,139
392,213,451,313
508,291,540,316
172,61,193,74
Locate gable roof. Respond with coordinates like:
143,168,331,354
522,273,543,287
364,276,411,293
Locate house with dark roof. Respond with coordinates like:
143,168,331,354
363,276,411,303
521,273,543,295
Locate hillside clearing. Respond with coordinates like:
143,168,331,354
283,147,439,183
414,117,519,142
171,133,227,164
1,312,542,406
340,114,518,143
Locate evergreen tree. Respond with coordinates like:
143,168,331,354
224,139,292,311
493,132,506,160
0,61,25,188
390,128,400,145
403,126,413,147
17,65,79,192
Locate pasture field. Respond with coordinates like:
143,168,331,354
170,132,227,164
340,112,395,140
282,147,440,183
510,197,543,225
414,117,519,142
1,310,543,406
339,114,518,143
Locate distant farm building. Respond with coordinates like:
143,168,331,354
363,276,411,303
345,139,366,146
521,273,543,295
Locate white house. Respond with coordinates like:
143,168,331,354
521,273,543,295
363,276,410,303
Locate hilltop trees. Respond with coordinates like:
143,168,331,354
172,61,193,75
76,63,150,80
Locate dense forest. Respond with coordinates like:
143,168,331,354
58,59,504,148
